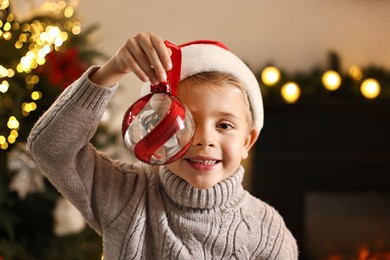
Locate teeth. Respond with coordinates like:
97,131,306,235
190,159,217,165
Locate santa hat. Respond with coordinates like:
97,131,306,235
142,40,264,131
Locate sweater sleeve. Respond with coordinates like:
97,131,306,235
265,205,299,260
27,66,141,234
274,223,299,260
245,195,299,260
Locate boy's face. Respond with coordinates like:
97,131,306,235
166,81,258,189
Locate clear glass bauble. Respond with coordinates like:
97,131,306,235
122,93,194,165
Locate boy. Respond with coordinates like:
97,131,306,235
28,32,298,259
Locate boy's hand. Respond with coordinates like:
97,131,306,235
90,32,172,87
115,32,172,84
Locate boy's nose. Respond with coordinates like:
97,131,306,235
192,125,216,147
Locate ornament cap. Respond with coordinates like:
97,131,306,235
150,81,171,94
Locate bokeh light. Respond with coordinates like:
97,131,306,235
261,66,281,86
281,82,301,103
360,78,380,99
322,70,341,91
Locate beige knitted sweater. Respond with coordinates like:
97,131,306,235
27,67,298,259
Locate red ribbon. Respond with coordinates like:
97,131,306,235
134,96,187,163
150,41,182,96
150,40,229,96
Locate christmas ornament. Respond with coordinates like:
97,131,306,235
7,143,46,199
53,197,86,236
122,41,195,165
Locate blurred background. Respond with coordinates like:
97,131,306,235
1,0,390,259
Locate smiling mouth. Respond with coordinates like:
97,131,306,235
187,158,220,165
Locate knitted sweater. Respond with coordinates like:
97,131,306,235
27,67,298,259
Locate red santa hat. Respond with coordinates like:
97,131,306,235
142,40,264,131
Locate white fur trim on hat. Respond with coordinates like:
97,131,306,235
141,43,264,131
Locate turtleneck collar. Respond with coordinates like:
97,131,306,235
158,166,246,210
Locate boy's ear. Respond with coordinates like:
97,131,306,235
242,127,260,160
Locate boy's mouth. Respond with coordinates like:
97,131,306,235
188,158,217,165
186,157,221,166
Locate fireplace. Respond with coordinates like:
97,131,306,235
251,100,390,259
305,191,390,259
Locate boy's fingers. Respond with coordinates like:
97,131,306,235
139,34,168,83
126,37,158,84
121,32,172,84
150,34,172,72
123,53,149,83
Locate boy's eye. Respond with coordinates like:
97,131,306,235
217,122,234,130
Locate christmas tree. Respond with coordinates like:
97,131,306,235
0,1,108,259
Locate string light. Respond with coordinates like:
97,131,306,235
10,129,18,138
281,82,301,103
0,80,9,93
8,130,18,144
0,1,81,150
22,101,37,112
0,135,8,150
322,70,342,91
71,22,81,35
31,91,43,100
259,61,387,103
6,13,14,22
64,7,75,18
349,65,363,81
261,66,281,86
3,22,11,31
360,78,380,99
7,116,19,129
3,31,11,40
7,135,16,144
0,0,10,10
15,23,72,73
0,66,7,77
8,69,15,77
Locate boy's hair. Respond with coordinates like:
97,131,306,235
179,71,254,128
